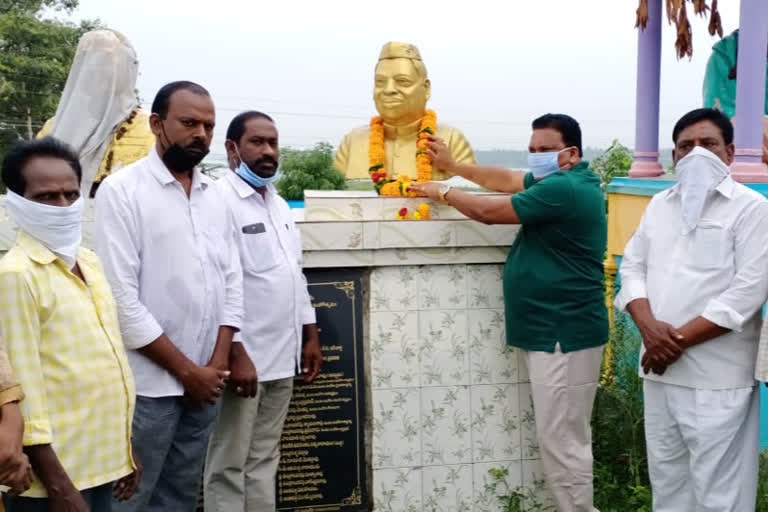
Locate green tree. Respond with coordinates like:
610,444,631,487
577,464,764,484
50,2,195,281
0,0,99,164
591,140,633,187
276,142,347,201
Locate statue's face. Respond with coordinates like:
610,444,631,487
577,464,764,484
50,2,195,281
373,58,430,125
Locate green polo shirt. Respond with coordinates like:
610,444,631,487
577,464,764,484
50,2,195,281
504,161,609,353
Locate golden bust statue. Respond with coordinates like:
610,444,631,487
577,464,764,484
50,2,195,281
334,42,475,182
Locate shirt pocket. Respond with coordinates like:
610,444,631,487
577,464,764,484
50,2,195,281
692,220,731,269
239,220,281,273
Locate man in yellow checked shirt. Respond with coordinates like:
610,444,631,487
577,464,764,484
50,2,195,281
0,138,139,511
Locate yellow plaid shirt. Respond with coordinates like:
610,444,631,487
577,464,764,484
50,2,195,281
0,343,23,407
0,233,135,497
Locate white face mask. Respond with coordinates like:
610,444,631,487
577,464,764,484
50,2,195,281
674,146,730,234
5,190,84,268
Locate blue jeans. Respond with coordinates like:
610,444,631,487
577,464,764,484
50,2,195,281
3,483,113,511
112,396,218,512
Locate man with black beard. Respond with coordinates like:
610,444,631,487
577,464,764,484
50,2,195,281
93,81,244,511
204,111,322,511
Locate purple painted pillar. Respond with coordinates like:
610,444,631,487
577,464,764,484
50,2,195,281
630,0,664,178
731,0,768,182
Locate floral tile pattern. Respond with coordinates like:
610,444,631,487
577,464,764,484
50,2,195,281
468,309,518,385
421,465,473,512
371,266,419,312
519,383,540,460
374,467,422,512
298,221,363,250
370,311,420,389
417,265,467,310
419,311,469,387
467,265,505,309
471,384,521,463
379,221,455,249
372,388,421,469
368,264,547,509
420,387,472,465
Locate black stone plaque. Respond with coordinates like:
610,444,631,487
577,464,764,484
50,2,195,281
276,268,369,511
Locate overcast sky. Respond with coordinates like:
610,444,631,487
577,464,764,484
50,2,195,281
62,0,741,161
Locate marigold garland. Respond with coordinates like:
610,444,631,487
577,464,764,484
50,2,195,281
368,110,437,197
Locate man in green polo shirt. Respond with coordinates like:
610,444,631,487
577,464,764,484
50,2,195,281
411,113,608,512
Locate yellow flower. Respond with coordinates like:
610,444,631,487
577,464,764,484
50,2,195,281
380,181,401,197
368,110,438,196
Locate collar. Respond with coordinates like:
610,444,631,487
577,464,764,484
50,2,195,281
570,161,589,171
147,147,207,190
382,117,423,138
225,171,274,200
668,175,735,199
16,231,88,267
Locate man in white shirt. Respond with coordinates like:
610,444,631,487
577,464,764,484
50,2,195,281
616,108,768,512
204,111,322,511
93,81,243,511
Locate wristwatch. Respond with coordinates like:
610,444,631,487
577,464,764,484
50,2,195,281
438,184,453,203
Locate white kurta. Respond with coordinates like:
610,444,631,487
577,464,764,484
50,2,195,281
615,175,768,510
94,149,244,397
616,176,768,389
215,172,315,382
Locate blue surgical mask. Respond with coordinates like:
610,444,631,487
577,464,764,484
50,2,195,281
234,149,281,188
528,149,567,179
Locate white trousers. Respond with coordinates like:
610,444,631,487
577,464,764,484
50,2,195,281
644,380,759,512
204,377,294,512
525,344,604,512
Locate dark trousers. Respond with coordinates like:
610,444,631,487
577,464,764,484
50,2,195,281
3,482,113,511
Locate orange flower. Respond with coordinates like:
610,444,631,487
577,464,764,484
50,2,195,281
369,116,386,177
380,181,401,197
368,109,437,197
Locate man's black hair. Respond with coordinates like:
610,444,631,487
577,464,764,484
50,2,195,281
532,113,583,157
1,136,82,195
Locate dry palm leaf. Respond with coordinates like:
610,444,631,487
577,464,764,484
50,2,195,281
676,1,693,59
636,0,649,28
708,0,723,37
667,0,683,24
636,0,723,58
692,0,709,16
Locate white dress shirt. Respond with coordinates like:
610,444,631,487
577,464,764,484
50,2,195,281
94,148,243,397
216,172,315,382
615,176,768,389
